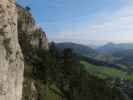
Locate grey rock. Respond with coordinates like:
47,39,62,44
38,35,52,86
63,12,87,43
0,0,24,100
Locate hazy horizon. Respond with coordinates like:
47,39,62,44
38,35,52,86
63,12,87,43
18,0,133,45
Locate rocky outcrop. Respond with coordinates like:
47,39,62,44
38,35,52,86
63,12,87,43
0,0,24,100
16,4,49,100
17,4,48,53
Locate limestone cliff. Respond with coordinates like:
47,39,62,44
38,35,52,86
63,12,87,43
16,4,49,100
17,4,48,53
0,0,24,100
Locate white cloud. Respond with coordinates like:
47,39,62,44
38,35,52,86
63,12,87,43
88,4,133,42
49,1,133,44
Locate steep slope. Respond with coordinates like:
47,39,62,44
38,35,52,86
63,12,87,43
0,0,24,100
17,4,49,52
16,4,49,100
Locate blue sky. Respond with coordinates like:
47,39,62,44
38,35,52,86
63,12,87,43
17,0,133,45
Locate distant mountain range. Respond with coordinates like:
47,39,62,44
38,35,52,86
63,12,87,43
96,43,133,67
97,42,133,54
55,42,133,69
55,42,98,57
112,49,133,68
56,42,133,54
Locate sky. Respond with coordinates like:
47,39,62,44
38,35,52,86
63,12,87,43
17,0,133,45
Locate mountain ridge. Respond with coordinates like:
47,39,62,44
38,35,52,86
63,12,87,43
97,42,133,53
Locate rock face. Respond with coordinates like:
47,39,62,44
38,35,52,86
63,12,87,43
0,0,24,100
17,4,49,52
16,4,49,100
